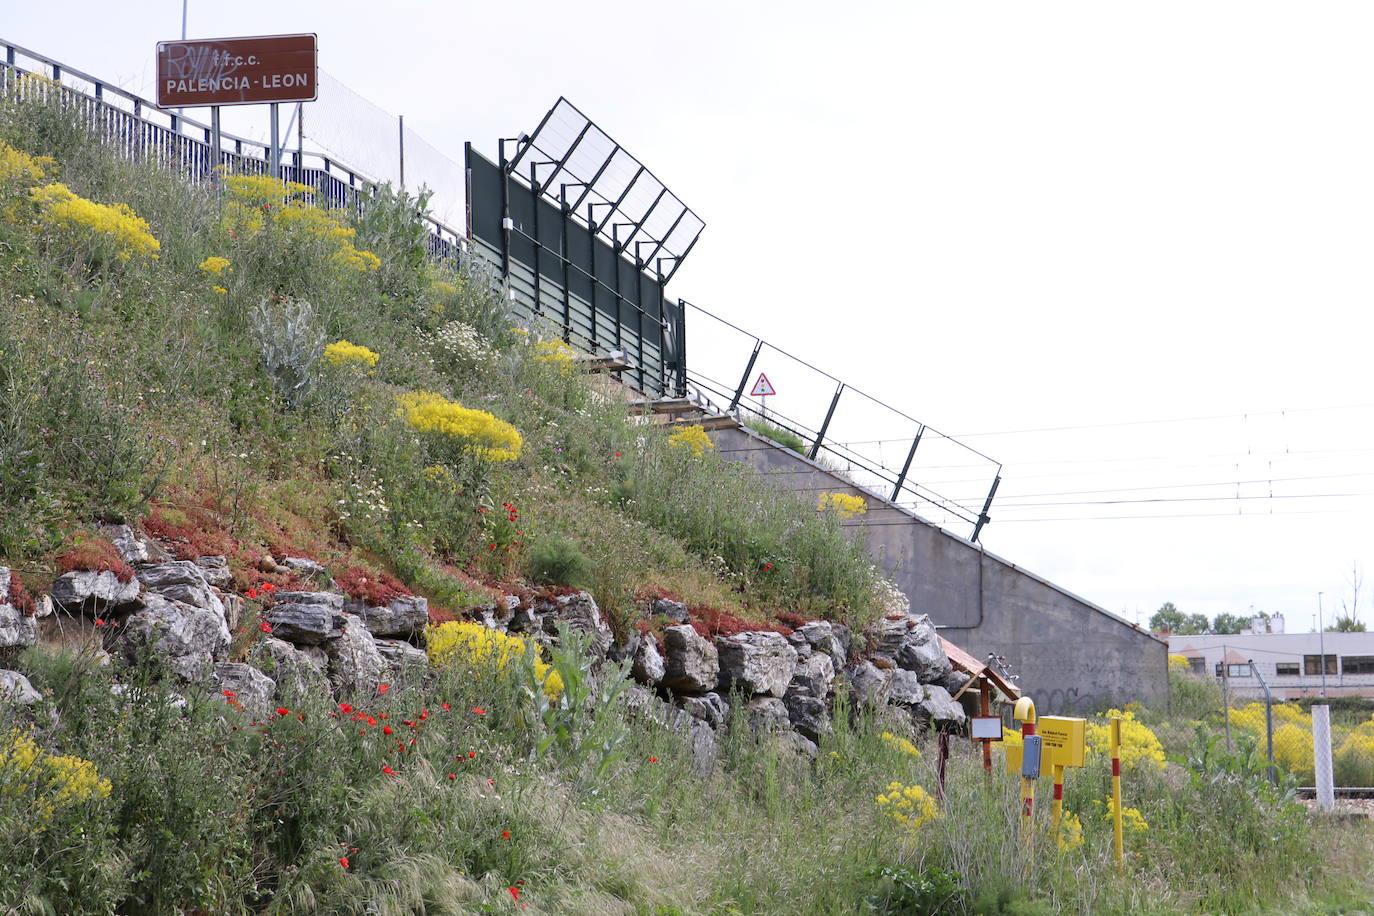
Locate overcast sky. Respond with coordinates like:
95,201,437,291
9,2,1374,631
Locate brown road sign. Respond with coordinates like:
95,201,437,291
156,33,317,108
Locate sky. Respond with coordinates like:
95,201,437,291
8,1,1374,631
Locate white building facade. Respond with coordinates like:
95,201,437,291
1168,632,1374,699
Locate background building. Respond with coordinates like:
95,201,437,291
1169,632,1374,699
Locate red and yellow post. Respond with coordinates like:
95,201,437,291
1110,715,1124,870
1013,697,1038,843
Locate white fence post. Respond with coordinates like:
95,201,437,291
1312,704,1335,812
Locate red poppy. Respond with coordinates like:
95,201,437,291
338,702,353,714
441,702,451,711
501,830,511,839
276,707,289,716
507,887,520,901
468,751,476,758
382,765,395,775
223,690,237,698
94,618,105,626
447,772,456,780
486,778,495,788
377,683,390,695
647,756,658,763
472,707,486,715
246,589,258,599
339,856,349,868
614,451,622,457
259,621,273,633
262,583,276,592
419,709,428,720
366,715,377,727
383,725,393,735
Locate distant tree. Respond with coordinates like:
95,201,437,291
1339,561,1363,631
1150,602,1209,635
1211,613,1249,635
1328,615,1366,633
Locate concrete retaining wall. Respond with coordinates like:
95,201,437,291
715,426,1167,714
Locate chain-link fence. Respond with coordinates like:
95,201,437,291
1169,659,1374,789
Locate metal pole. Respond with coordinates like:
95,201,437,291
728,341,762,413
1318,591,1327,697
808,383,845,461
1250,659,1277,785
1313,704,1335,812
398,114,405,190
1110,716,1125,870
210,105,221,175
269,102,280,179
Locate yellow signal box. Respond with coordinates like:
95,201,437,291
1038,716,1087,768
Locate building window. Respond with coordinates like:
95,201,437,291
1227,664,1251,678
1187,657,1206,675
1275,662,1300,676
1342,656,1374,675
1304,654,1338,676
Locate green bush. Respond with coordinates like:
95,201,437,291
527,534,592,590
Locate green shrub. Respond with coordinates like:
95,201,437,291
527,534,592,590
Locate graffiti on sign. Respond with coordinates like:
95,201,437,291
156,33,317,108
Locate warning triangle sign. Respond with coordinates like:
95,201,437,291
749,373,776,397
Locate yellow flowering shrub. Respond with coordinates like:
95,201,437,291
1167,654,1190,671
422,464,457,494
1,730,111,822
220,173,380,271
425,621,563,699
30,182,160,260
198,255,232,275
875,781,941,830
397,391,522,462
1086,708,1166,771
322,339,380,369
1058,810,1085,850
668,424,714,458
212,285,228,295
818,492,867,519
0,141,54,183
1099,797,1149,833
881,731,921,758
534,338,577,369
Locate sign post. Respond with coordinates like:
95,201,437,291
1037,715,1086,840
749,372,775,419
155,33,318,179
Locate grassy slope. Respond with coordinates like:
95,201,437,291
0,84,1371,914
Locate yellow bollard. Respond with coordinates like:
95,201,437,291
1110,715,1124,870
1013,697,1038,848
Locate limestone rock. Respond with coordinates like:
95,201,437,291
888,669,926,706
281,557,327,578
267,591,345,646
847,660,893,706
715,631,797,699
251,636,328,699
744,695,791,732
121,594,231,677
50,570,142,613
544,592,612,657
650,597,689,624
194,555,233,588
0,568,37,651
347,595,428,639
689,719,719,775
135,561,223,617
786,630,812,660
797,620,850,664
790,652,835,699
660,625,718,693
895,615,953,683
214,662,276,719
101,523,169,565
325,612,386,696
0,669,39,705
632,636,665,685
784,692,830,743
913,683,967,727
676,691,727,729
375,638,429,671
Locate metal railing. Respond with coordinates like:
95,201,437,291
680,300,1003,541
0,38,466,261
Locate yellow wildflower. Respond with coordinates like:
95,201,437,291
0,142,54,183
397,390,522,462
1,730,110,823
1058,810,1085,850
29,182,160,261
212,285,228,295
668,424,714,458
534,338,577,368
875,781,941,831
425,622,563,699
818,492,867,519
323,339,381,369
198,255,232,274
1086,708,1166,771
880,731,921,758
